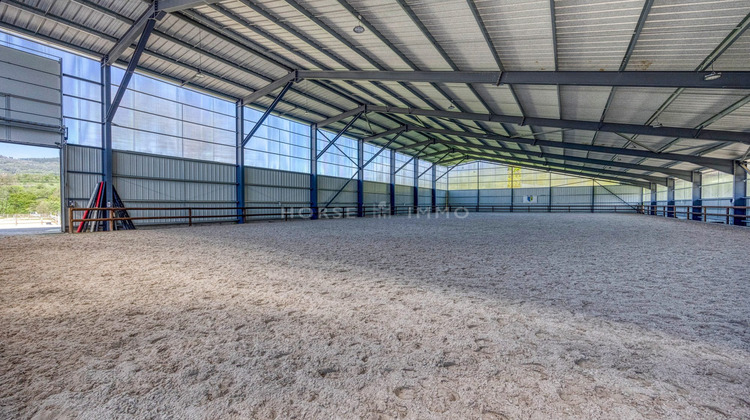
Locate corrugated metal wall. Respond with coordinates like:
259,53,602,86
318,175,357,209
245,166,309,219
418,187,432,207
363,181,389,206
66,145,235,226
394,185,413,211
436,189,447,207
448,185,643,211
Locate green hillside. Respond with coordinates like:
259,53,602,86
0,156,60,215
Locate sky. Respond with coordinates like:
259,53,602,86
0,142,60,159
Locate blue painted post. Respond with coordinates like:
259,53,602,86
650,182,657,215
357,139,364,217
431,165,437,212
413,158,419,213
101,63,113,231
390,149,396,215
733,161,747,226
310,124,318,220
692,171,702,221
666,178,675,218
236,100,245,223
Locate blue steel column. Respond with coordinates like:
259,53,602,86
733,161,747,226
357,139,364,217
236,100,245,223
649,182,658,215
691,171,702,221
101,63,113,230
310,124,319,220
431,165,437,211
389,149,396,215
666,178,675,218
413,158,419,212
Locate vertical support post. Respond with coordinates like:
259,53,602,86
101,63,113,231
357,139,364,217
691,171,702,221
476,164,480,211
650,182,658,215
666,178,676,218
431,165,437,212
413,158,419,212
236,100,245,223
591,179,595,213
510,167,514,212
548,172,552,213
310,123,318,220
733,161,747,226
389,149,396,215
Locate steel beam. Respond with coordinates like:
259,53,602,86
362,105,750,144
103,5,163,66
413,158,419,211
431,165,437,210
462,154,652,189
394,143,432,174
317,105,366,128
106,17,156,123
158,0,223,13
242,72,297,105
317,111,363,159
323,135,399,209
734,161,747,226
433,139,692,181
101,64,113,230
650,183,658,215
242,81,293,146
236,100,245,223
692,171,702,221
297,70,750,89
460,153,659,187
363,126,406,142
389,149,396,215
435,158,468,183
311,124,318,220
666,178,675,217
406,126,735,173
357,139,364,217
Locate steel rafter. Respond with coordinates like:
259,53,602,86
297,70,750,89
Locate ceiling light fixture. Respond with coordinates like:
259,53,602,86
448,100,456,110
353,15,365,34
704,70,722,81
704,63,722,81
195,70,206,79
651,120,663,128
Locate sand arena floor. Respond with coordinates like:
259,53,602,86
1,213,749,419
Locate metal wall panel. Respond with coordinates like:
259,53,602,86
551,186,592,206
394,185,414,207
363,181,390,206
594,185,642,205
436,190,447,206
0,44,63,146
318,175,357,207
514,187,550,206
243,166,310,219
418,187,431,206
480,189,512,206
447,190,478,206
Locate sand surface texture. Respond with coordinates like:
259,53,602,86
1,213,749,419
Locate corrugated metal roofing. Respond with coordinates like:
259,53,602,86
0,0,748,185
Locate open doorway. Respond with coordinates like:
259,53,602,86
0,142,61,235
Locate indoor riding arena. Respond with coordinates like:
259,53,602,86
1,0,748,419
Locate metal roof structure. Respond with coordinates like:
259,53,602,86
1,0,749,187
